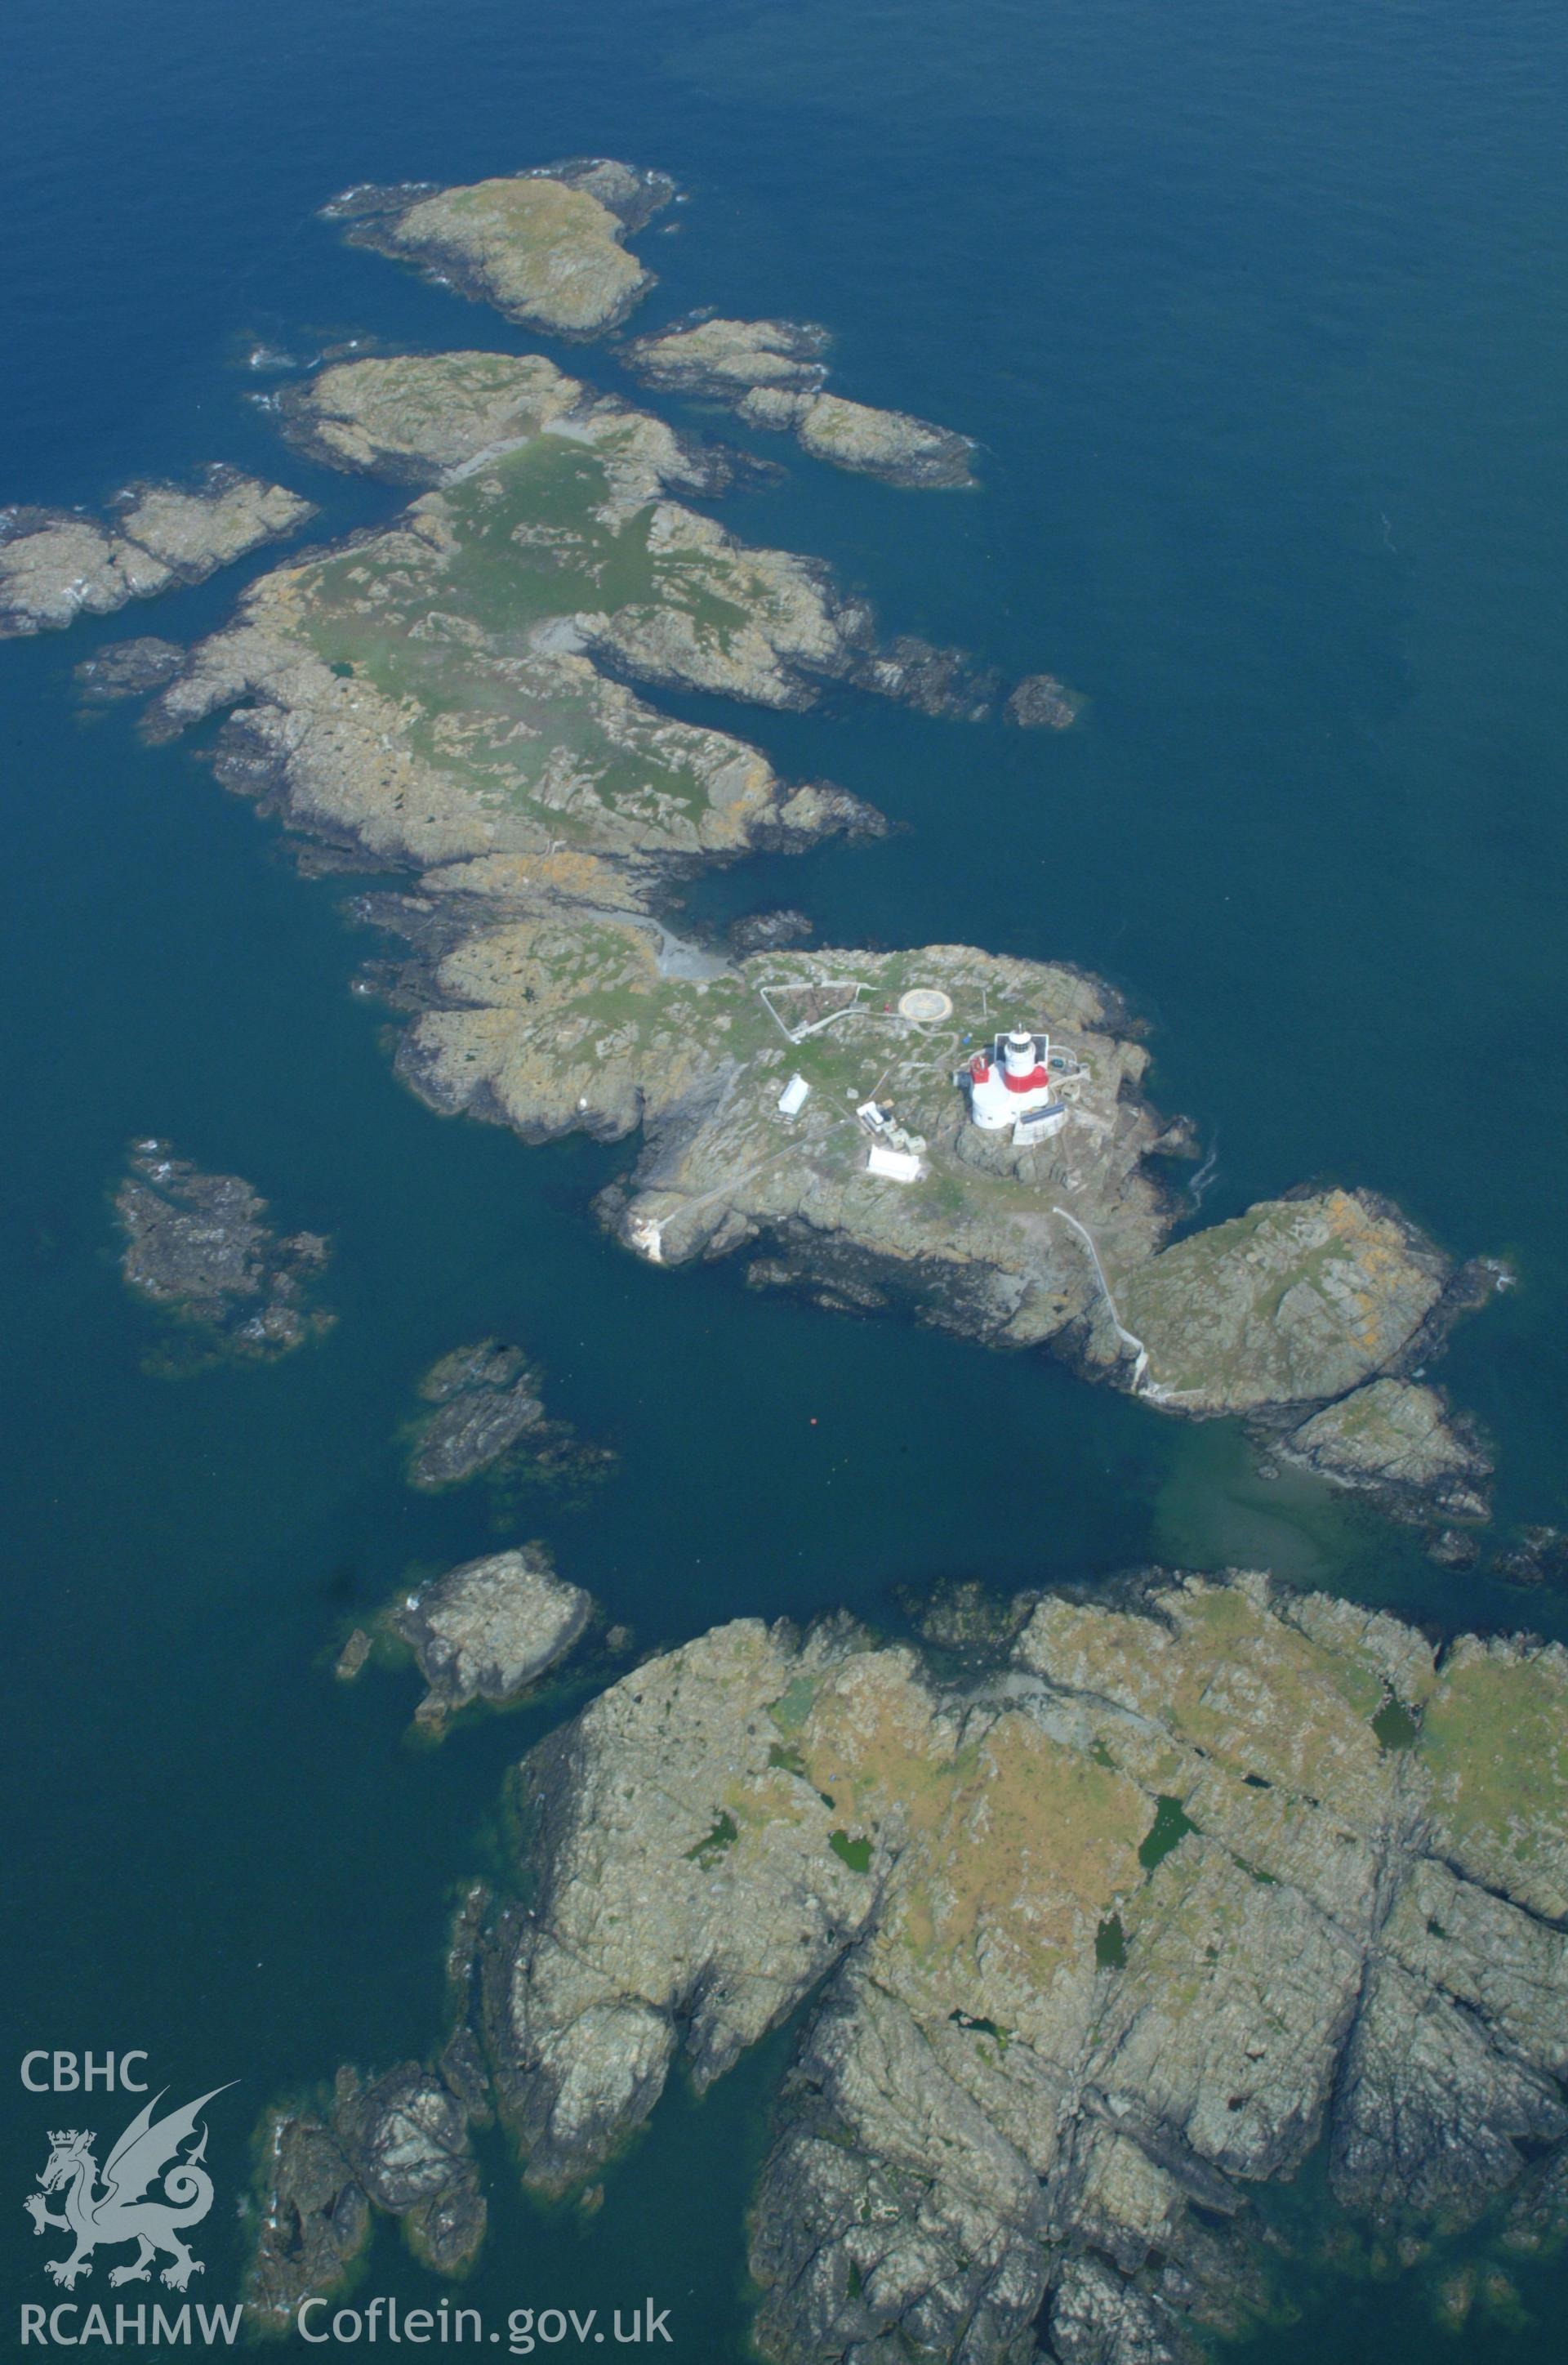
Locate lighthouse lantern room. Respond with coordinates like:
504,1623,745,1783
964,1028,1070,1146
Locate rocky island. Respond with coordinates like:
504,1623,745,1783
389,1545,594,1727
320,163,978,488
0,468,314,638
25,153,1533,2356
322,158,676,337
0,154,1482,1511
114,1140,332,1367
252,1568,1568,2359
109,310,1491,1502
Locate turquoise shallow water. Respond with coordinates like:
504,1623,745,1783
4,0,1568,2355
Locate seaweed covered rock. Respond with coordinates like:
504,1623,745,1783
248,2061,485,2319
74,636,187,701
247,2113,369,2330
407,1341,550,1488
114,1140,332,1368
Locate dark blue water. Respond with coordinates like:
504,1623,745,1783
5,0,1567,2355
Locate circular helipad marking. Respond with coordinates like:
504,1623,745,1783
898,987,954,1023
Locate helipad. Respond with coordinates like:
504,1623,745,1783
898,988,954,1023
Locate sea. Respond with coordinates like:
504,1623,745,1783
3,0,1566,2355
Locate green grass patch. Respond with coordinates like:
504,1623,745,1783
768,1676,819,1734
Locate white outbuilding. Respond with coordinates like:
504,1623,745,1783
866,1143,924,1183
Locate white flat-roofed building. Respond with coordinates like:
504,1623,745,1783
866,1143,923,1183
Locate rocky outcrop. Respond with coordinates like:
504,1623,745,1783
141,355,942,896
114,1140,332,1368
332,2064,486,2269
323,160,674,337
1122,1189,1459,1413
623,315,832,400
623,315,976,489
739,386,977,489
1278,1377,1493,1524
379,908,1470,1417
390,1546,593,1724
276,348,733,499
465,1573,1568,2363
0,471,313,638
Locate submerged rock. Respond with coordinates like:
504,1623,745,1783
114,1140,332,1368
74,636,186,701
460,1572,1568,2363
324,160,674,337
0,470,314,639
727,906,815,957
1006,671,1083,730
391,1545,593,1724
334,1627,372,1681
1492,1524,1568,1588
1279,1377,1493,1524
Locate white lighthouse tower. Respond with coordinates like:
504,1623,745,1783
966,1028,1069,1145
